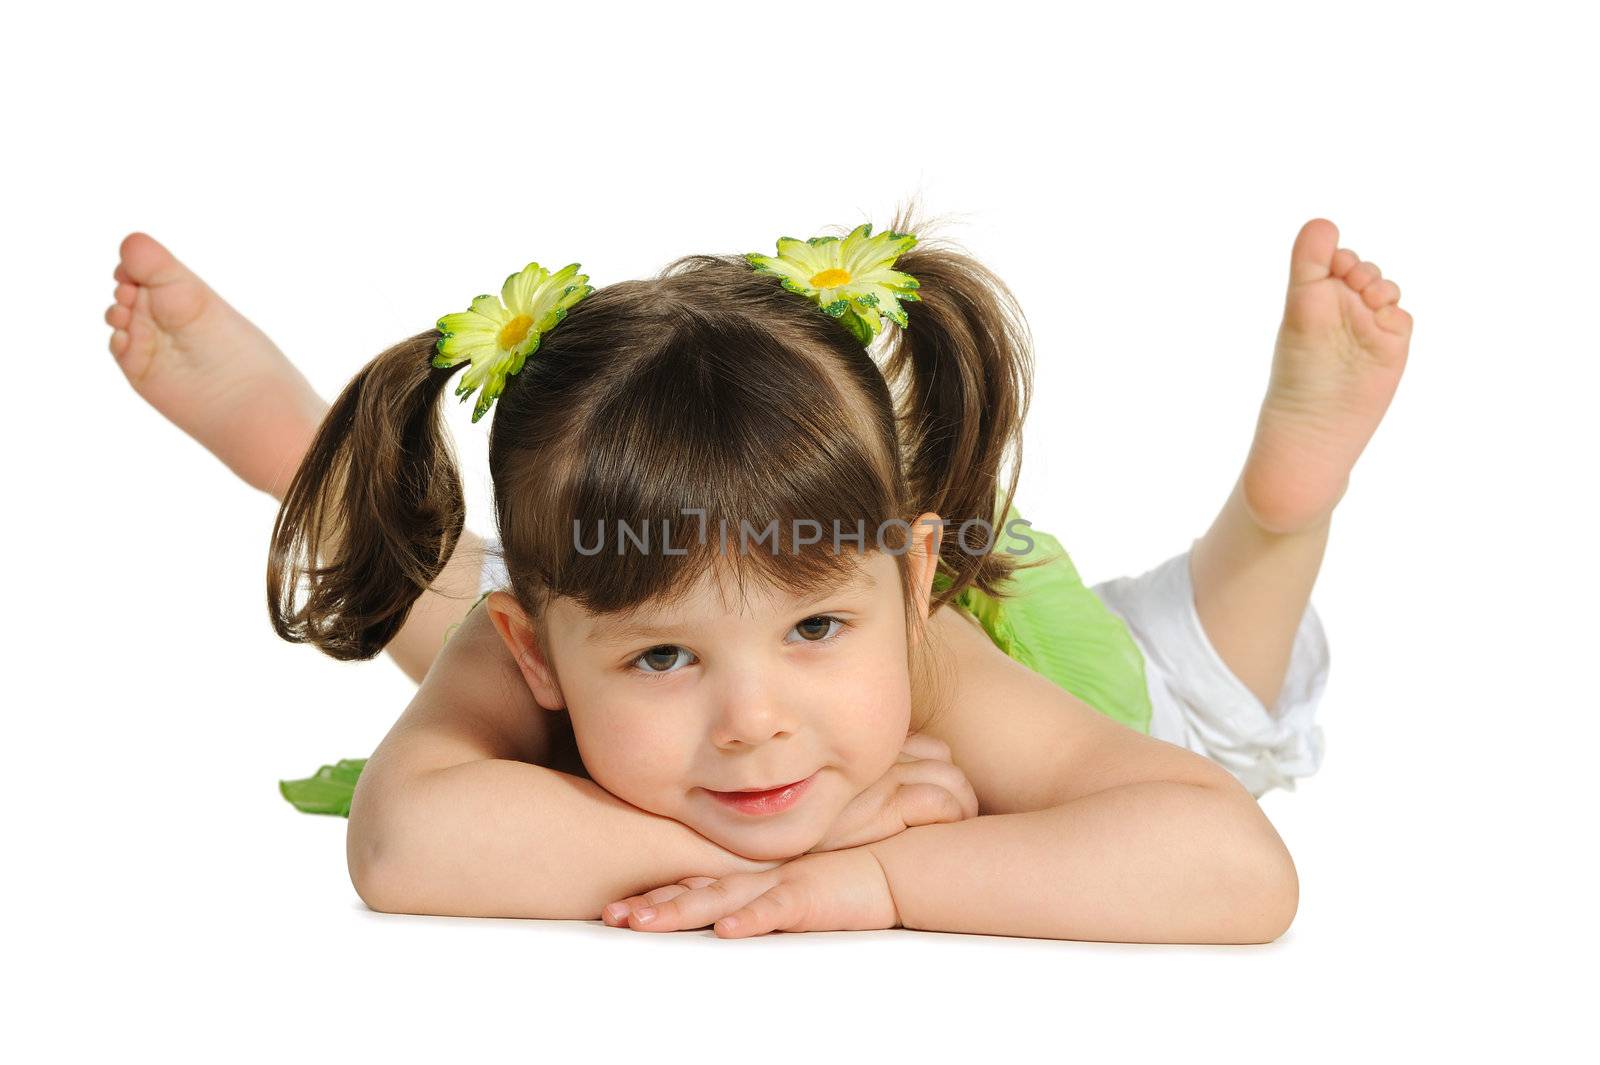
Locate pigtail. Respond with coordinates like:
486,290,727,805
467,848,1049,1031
880,211,1036,608
267,331,466,660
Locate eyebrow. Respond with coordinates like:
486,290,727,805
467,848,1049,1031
587,568,878,645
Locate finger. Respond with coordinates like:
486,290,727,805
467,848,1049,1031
630,873,772,933
900,731,952,763
715,885,803,938
895,781,970,827
603,883,693,926
678,876,719,889
891,758,979,819
926,761,979,819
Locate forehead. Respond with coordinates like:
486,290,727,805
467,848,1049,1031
580,551,895,645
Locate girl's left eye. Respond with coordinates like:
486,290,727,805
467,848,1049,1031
788,615,847,644
625,616,849,679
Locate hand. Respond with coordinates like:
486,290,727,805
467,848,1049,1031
600,847,898,938
805,731,978,854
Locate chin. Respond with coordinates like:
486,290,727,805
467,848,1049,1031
726,839,814,863
710,823,820,863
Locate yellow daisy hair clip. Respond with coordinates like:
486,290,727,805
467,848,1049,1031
433,260,595,422
745,221,921,346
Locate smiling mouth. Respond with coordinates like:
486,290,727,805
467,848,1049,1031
706,772,818,815
718,779,807,794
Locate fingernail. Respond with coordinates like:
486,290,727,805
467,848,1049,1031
604,903,629,921
634,907,656,924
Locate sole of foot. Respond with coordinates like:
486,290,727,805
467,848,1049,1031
1240,218,1414,536
106,232,327,499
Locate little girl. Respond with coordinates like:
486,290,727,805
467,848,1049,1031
106,206,1412,943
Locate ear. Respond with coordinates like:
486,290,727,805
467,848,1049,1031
906,511,944,642
485,590,566,710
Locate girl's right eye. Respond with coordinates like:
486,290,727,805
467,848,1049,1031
631,645,695,677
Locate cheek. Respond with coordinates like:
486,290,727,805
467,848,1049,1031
564,685,692,799
823,646,914,778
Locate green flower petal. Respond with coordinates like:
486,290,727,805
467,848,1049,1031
837,306,875,346
774,236,823,267
745,252,816,297
434,260,593,419
853,296,885,337
470,293,507,320
745,222,920,344
501,264,542,316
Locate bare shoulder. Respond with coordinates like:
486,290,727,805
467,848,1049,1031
911,604,1228,814
368,603,584,780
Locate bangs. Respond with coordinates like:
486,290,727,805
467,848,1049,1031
503,309,907,618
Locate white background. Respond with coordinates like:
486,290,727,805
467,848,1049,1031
4,0,1595,1059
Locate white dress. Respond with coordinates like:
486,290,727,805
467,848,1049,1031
1090,544,1329,797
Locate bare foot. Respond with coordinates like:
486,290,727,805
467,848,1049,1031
1240,218,1414,535
106,233,328,499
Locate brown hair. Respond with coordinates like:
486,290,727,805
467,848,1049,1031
268,197,1042,716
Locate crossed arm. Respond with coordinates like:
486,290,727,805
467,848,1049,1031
354,470,1317,941
347,602,787,919
352,576,1296,942
867,608,1297,943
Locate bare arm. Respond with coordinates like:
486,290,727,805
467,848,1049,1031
896,607,1298,942
347,601,782,919
869,769,1296,943
382,527,494,685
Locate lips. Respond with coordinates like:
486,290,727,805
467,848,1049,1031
707,771,818,815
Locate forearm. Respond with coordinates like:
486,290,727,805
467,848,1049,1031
349,758,783,920
1189,476,1330,708
867,778,1297,943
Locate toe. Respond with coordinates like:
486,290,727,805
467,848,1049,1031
105,304,131,329
1375,303,1414,336
118,232,191,287
119,233,212,332
1330,248,1360,278
115,281,137,306
1287,218,1341,286
1362,278,1400,310
1345,260,1381,292
109,329,128,356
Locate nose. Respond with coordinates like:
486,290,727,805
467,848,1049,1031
709,666,798,750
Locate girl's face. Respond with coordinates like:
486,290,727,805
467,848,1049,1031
496,519,941,861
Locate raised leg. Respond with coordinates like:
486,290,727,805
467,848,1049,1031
107,231,485,683
1189,218,1412,708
